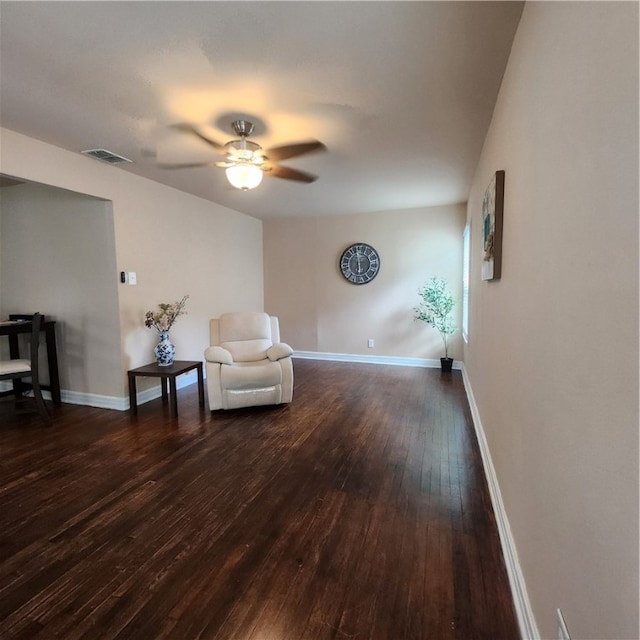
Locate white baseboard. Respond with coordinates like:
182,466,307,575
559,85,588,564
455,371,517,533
461,364,539,640
293,350,462,369
3,356,456,411
1,370,201,412
60,389,128,411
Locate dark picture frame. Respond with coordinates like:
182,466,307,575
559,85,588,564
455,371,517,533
481,170,505,281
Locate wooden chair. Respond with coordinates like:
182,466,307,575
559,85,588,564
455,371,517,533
0,313,51,423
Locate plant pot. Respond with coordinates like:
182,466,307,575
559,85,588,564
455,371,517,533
440,357,453,373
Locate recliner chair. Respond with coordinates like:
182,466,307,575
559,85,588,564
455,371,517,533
204,311,294,410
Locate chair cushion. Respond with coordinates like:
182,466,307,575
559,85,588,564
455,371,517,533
219,311,272,342
220,360,282,390
221,339,272,362
219,312,273,362
0,359,31,375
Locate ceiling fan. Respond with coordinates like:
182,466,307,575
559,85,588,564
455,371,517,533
161,119,326,190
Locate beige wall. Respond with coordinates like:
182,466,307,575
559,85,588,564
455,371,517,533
0,128,264,401
264,204,465,360
465,3,638,639
1,184,122,396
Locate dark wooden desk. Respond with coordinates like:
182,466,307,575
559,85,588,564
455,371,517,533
0,319,61,404
128,360,204,418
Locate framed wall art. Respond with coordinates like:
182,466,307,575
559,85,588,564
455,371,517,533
481,170,505,281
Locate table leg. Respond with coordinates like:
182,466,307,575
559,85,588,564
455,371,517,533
161,378,168,404
45,324,61,404
197,363,205,408
128,374,138,415
8,334,20,359
169,376,178,417
8,334,24,398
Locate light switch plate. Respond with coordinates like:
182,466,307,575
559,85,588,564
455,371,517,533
128,272,137,285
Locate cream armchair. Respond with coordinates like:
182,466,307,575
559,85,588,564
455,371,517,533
204,312,294,411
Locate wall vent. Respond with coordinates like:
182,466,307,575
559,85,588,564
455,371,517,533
81,149,132,164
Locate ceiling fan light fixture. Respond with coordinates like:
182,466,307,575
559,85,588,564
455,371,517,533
165,119,325,187
225,162,263,190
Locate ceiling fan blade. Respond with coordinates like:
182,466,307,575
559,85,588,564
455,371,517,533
170,123,226,152
268,164,318,183
158,161,217,169
265,140,326,162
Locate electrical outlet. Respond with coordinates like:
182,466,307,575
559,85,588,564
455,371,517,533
557,608,571,640
368,339,374,348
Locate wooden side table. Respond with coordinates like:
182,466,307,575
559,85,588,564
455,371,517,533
128,360,204,418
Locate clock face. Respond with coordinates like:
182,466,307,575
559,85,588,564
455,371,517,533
340,243,380,285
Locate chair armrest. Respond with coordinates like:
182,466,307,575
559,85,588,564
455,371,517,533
267,342,294,362
204,346,233,365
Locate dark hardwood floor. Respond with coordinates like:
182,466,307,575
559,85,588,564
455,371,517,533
0,360,519,639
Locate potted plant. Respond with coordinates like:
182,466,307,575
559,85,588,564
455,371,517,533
414,277,457,372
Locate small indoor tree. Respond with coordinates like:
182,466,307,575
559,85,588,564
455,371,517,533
414,277,458,371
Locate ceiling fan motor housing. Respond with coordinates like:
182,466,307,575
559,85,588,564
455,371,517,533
232,120,255,137
223,139,264,165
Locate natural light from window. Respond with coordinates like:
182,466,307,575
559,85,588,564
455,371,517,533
462,223,470,342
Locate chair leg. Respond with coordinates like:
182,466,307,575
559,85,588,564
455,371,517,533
31,376,51,424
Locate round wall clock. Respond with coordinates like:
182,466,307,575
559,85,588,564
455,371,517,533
339,243,381,285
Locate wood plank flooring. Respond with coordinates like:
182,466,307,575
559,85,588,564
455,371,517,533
0,360,519,639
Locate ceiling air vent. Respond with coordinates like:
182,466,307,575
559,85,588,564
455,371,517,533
81,149,132,164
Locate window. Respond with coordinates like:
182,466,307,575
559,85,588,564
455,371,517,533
462,223,470,342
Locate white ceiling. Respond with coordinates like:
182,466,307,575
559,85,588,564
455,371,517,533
0,1,523,220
